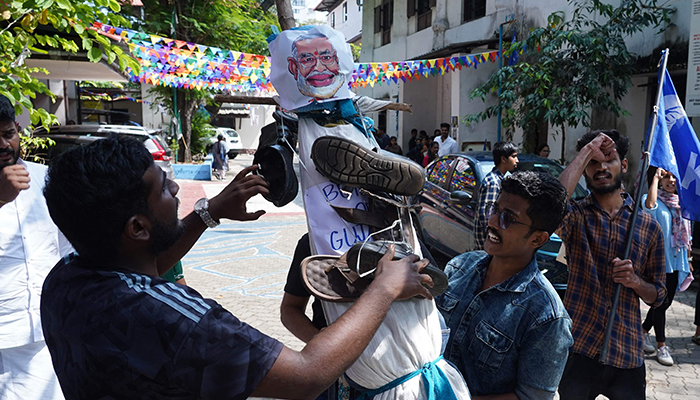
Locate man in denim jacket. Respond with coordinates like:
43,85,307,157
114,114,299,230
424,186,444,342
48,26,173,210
438,172,573,399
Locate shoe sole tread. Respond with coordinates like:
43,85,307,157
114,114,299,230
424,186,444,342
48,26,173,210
312,137,425,196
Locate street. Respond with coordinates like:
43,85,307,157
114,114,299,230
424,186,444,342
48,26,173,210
177,155,700,400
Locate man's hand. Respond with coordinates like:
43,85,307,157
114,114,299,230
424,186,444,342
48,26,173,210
372,245,433,301
612,258,641,289
586,132,617,163
208,165,270,222
0,164,30,204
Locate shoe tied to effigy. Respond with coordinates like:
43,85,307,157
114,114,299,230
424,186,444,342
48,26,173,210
346,240,448,297
301,241,448,302
656,345,674,366
311,136,426,196
642,332,656,354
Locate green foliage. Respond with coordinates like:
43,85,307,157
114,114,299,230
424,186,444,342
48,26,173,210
350,43,361,62
190,106,214,156
20,133,54,164
127,0,279,162
465,0,673,152
1,0,139,153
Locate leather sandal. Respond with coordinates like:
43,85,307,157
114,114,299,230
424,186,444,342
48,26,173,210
301,254,369,302
346,240,448,297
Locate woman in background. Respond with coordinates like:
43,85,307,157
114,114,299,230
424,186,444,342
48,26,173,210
642,167,692,366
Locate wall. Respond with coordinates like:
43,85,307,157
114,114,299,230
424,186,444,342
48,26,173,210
141,83,172,132
327,1,363,42
235,104,276,151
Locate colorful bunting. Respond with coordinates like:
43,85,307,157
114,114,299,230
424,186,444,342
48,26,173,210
92,22,501,94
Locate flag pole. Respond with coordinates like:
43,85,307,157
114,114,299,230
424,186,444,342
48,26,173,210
600,48,669,362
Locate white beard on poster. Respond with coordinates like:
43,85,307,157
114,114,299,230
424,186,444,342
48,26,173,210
269,25,354,111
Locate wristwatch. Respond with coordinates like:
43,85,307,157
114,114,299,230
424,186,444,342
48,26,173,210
194,197,220,228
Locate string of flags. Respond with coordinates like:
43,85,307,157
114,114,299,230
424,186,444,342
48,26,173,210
92,22,501,93
350,52,499,88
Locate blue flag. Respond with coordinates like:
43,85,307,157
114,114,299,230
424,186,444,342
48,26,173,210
650,70,700,221
508,27,519,66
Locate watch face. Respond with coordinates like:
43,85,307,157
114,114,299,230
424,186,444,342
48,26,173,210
195,198,207,211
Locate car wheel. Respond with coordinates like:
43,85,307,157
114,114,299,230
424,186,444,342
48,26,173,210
228,151,238,159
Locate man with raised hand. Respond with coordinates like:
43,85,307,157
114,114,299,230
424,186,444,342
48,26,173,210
556,130,666,400
0,95,68,400
40,135,433,400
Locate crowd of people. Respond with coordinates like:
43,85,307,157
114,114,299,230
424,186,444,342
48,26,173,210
3,25,700,400
377,124,553,171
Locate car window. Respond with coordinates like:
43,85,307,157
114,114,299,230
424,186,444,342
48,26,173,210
141,138,159,153
427,157,454,188
448,157,476,195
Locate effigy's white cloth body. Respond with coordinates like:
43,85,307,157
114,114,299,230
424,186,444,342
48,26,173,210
297,119,470,399
272,25,470,399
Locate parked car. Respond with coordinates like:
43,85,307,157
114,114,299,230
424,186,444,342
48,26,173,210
413,152,589,296
205,127,242,159
32,124,175,179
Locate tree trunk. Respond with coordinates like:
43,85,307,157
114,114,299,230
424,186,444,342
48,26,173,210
275,0,296,31
177,91,199,163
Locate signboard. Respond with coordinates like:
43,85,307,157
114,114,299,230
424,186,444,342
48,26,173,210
686,0,700,117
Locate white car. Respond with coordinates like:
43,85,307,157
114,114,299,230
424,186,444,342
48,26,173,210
207,127,242,159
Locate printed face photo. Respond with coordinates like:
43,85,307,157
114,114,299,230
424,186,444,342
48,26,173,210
287,35,344,99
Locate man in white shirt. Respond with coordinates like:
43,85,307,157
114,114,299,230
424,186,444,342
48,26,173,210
0,95,68,400
435,122,459,156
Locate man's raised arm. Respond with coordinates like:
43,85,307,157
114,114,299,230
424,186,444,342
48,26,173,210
155,165,269,275
559,133,616,198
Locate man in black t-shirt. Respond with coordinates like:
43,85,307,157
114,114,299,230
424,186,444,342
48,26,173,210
282,234,327,341
40,135,435,400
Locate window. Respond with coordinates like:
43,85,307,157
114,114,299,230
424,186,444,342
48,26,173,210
293,8,300,14
374,0,393,46
292,0,305,6
448,158,476,195
427,157,455,188
463,0,486,23
331,11,335,27
343,3,348,22
408,0,435,31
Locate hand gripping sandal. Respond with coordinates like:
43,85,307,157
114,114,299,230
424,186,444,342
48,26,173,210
301,241,448,303
346,240,447,297
311,136,426,196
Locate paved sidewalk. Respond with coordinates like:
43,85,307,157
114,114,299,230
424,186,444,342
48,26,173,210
176,155,700,399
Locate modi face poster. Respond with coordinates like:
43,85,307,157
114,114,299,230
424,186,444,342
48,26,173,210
268,25,354,111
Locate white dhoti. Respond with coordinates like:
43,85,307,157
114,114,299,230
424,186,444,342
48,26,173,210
0,341,64,400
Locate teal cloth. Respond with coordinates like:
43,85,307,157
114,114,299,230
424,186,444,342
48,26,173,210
355,356,458,400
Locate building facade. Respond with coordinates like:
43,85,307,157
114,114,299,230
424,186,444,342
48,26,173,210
292,0,328,24
316,0,364,44
358,0,696,187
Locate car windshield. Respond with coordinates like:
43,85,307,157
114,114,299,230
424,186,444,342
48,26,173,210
478,160,588,199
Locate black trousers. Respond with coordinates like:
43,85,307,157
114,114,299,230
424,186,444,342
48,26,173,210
642,271,678,343
558,353,646,400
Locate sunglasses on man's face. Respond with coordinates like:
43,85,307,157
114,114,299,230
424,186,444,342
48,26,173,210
487,202,538,231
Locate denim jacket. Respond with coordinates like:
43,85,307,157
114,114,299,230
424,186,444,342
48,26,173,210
437,251,573,400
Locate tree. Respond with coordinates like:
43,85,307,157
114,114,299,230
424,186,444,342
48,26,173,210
466,0,672,160
126,0,279,162
0,0,139,140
